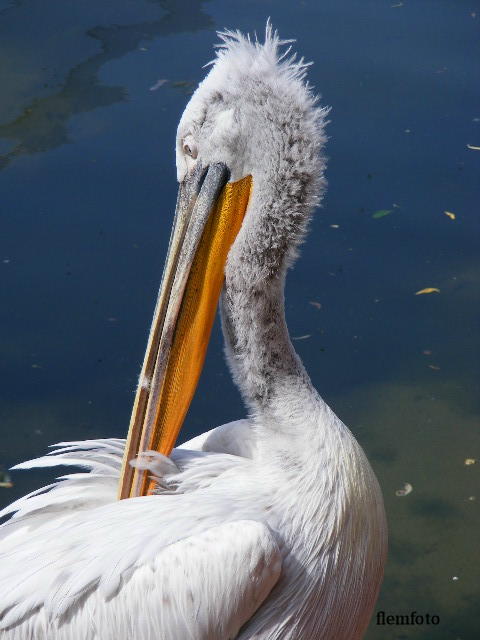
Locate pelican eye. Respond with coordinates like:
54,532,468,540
182,137,198,159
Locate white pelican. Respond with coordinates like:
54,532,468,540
0,26,387,640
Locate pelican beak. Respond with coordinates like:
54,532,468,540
118,163,252,499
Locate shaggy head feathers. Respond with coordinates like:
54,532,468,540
176,24,329,281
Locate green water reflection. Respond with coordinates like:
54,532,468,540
0,0,212,169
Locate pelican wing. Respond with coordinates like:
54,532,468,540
0,421,254,543
0,433,281,639
0,439,125,540
0,516,281,640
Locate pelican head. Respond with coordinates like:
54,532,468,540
176,26,328,253
120,25,330,497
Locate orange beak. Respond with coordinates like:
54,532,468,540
118,164,252,499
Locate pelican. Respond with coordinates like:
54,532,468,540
0,26,387,640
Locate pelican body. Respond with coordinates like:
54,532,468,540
0,27,387,640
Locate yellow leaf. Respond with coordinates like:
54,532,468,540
467,144,480,150
444,211,456,220
415,288,440,295
0,469,12,488
465,458,476,466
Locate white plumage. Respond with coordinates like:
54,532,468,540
0,26,387,640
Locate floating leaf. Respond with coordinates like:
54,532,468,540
428,364,440,370
149,78,168,91
464,458,476,466
467,144,480,150
309,301,322,309
395,482,413,497
0,469,12,488
444,211,456,220
330,224,340,229
292,334,311,341
372,209,392,219
415,288,440,295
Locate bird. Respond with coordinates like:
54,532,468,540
0,25,387,640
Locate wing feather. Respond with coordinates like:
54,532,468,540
1,520,281,640
0,428,279,639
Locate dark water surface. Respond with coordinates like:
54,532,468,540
1,1,479,638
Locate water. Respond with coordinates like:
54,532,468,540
1,1,478,637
